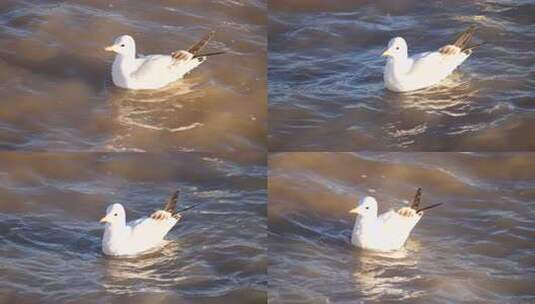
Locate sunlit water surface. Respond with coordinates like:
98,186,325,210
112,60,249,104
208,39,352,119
0,0,266,152
269,0,535,151
269,152,535,303
0,153,266,303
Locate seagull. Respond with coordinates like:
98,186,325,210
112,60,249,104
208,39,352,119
104,31,224,90
100,190,189,256
349,188,442,252
382,26,481,92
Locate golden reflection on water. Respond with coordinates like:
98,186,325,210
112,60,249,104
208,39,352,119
353,240,423,301
110,79,204,133
0,1,267,152
385,73,476,113
101,240,187,294
114,79,199,103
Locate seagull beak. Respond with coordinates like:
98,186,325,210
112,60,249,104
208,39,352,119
381,49,392,57
349,207,360,214
99,215,111,224
104,45,118,53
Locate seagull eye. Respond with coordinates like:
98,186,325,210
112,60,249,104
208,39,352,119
395,47,400,50
120,44,125,47
365,206,369,210
114,213,118,216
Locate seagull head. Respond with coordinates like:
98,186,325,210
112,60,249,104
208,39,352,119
104,35,136,56
349,196,378,218
382,37,408,59
100,203,126,226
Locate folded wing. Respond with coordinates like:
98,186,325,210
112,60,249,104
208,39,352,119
439,25,477,56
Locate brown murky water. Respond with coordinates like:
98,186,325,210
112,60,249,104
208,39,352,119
0,152,266,303
269,152,535,303
0,0,266,152
2,1,535,303
269,0,535,151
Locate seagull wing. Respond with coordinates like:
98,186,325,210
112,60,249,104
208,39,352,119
408,51,447,74
377,209,421,248
438,25,477,55
410,188,422,210
125,190,182,248
129,32,219,86
169,31,215,61
186,31,215,56
125,215,177,250
130,55,176,81
407,26,478,78
377,209,401,229
163,190,179,214
151,190,181,220
378,209,413,231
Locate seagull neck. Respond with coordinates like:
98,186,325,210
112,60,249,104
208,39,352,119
114,53,136,72
353,214,377,232
103,222,128,240
359,214,377,222
387,56,411,77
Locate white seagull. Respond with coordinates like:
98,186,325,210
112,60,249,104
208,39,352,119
350,188,442,252
104,31,223,90
100,190,187,256
382,26,481,92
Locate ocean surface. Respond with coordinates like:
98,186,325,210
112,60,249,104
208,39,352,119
269,0,535,151
0,0,266,152
269,152,535,303
0,153,266,303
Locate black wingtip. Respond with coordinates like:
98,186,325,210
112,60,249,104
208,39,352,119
192,51,226,59
176,202,202,214
417,202,443,213
462,42,484,54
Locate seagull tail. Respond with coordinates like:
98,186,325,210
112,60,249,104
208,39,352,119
417,203,443,213
410,188,422,210
187,30,215,55
163,190,180,214
159,190,201,220
452,25,476,50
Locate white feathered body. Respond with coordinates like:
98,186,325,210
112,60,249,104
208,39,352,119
111,54,204,90
102,216,178,256
384,51,469,92
351,209,421,251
